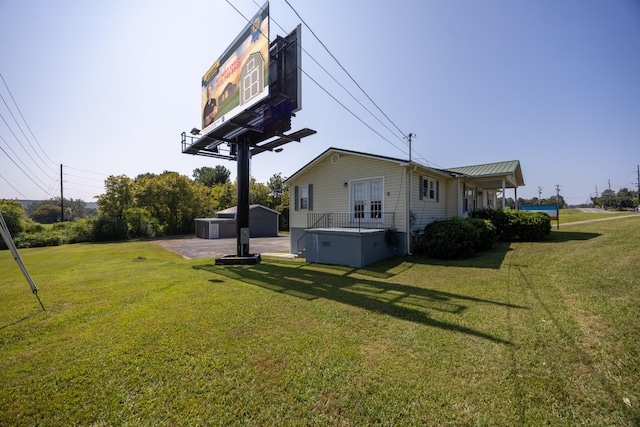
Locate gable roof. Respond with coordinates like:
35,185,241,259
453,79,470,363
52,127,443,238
285,147,524,189
284,147,409,184
216,204,280,215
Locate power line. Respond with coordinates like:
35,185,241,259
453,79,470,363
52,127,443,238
273,1,436,167
0,72,57,167
282,0,407,139
227,0,409,157
300,68,408,155
0,111,57,181
64,165,110,178
0,173,28,199
0,92,57,175
0,134,54,191
252,0,409,151
0,141,56,197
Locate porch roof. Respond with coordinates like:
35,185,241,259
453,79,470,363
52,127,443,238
444,160,525,189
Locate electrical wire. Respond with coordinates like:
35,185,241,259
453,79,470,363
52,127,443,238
0,173,28,199
261,1,437,166
251,0,408,150
0,72,57,167
0,111,57,180
227,0,409,156
0,74,107,200
283,0,407,139
0,134,53,190
0,92,57,175
0,141,56,197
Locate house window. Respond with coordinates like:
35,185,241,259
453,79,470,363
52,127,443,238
299,185,309,210
294,184,313,211
420,177,439,201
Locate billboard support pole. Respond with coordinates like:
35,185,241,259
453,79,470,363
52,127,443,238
236,136,251,258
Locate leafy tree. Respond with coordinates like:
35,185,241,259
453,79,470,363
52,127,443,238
0,199,26,235
27,198,89,221
135,172,157,180
249,178,270,207
193,165,231,187
30,203,61,224
267,173,287,206
616,188,635,209
124,207,158,238
97,175,134,220
134,172,213,234
210,181,237,212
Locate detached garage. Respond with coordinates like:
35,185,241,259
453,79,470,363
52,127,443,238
195,204,280,239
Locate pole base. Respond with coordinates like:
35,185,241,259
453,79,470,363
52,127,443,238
215,253,261,266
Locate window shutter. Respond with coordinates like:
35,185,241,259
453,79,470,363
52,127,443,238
436,180,440,202
294,186,299,211
308,184,313,211
419,176,424,200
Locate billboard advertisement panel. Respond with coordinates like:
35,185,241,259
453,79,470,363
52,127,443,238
521,205,558,220
201,3,269,134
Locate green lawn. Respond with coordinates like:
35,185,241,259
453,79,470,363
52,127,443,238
1,217,639,425
559,208,639,224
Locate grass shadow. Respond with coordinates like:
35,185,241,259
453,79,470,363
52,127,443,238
401,241,512,270
194,261,527,345
547,230,601,243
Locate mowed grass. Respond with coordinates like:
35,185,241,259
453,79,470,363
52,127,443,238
559,208,639,224
1,217,639,426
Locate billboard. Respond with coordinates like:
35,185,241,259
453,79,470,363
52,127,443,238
521,205,558,220
201,3,269,134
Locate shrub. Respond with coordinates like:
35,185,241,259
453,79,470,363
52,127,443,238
92,216,128,241
124,207,158,239
468,218,498,251
13,231,63,248
471,209,550,242
420,218,480,260
506,211,551,241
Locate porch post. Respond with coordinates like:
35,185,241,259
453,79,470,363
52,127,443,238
502,178,506,209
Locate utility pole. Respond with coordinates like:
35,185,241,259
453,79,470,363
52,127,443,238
407,133,415,162
538,186,542,204
60,164,64,222
555,184,561,229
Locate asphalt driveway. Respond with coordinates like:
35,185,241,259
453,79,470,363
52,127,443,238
156,235,291,259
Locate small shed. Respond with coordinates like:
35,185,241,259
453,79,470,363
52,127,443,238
194,218,236,239
195,204,280,239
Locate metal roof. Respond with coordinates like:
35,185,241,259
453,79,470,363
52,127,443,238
216,204,281,215
285,148,525,189
445,160,525,187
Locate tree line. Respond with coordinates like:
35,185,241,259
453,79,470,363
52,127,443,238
1,166,289,248
502,188,639,210
590,188,638,210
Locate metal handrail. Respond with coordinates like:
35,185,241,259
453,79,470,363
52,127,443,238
306,212,395,231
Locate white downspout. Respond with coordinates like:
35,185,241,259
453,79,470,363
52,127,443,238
407,164,417,256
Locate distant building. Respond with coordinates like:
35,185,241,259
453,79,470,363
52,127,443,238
195,204,280,239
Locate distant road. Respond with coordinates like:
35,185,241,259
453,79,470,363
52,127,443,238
579,208,630,214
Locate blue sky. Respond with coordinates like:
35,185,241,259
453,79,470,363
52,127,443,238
1,0,639,206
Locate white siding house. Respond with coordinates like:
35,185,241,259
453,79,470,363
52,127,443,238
285,148,524,265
